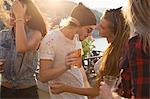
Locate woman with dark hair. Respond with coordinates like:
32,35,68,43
0,0,47,98
49,7,130,98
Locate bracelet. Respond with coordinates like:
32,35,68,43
15,18,25,23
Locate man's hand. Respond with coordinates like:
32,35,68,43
65,49,82,68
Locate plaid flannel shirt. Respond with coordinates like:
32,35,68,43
117,34,150,99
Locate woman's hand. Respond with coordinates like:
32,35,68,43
12,0,27,19
99,82,113,99
50,82,68,94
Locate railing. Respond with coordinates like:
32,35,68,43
83,50,103,86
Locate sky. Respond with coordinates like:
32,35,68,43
69,0,128,9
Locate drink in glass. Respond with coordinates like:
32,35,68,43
70,49,81,68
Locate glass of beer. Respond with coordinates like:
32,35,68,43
70,49,81,68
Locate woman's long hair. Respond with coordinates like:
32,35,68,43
96,8,130,83
126,0,150,54
19,0,47,37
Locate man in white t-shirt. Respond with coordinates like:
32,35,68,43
39,3,96,99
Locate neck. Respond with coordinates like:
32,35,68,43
107,36,114,43
61,27,77,40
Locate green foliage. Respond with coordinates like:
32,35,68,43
82,37,95,59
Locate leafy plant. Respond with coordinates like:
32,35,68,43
82,37,95,59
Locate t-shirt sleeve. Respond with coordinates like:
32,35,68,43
39,35,55,60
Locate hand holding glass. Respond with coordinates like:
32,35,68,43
69,49,82,68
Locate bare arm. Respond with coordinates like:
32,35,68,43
80,67,97,99
39,59,70,83
15,21,42,52
80,66,91,88
12,0,42,52
50,82,99,97
65,86,99,96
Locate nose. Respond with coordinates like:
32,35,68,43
87,32,92,36
96,23,100,30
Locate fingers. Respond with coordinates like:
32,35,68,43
50,84,59,94
50,82,64,89
51,89,57,94
66,57,79,62
65,55,82,68
50,86,58,94
12,1,27,19
13,0,21,7
66,55,82,62
50,83,65,94
100,81,105,86
99,82,108,89
66,54,80,59
65,58,81,67
12,0,26,10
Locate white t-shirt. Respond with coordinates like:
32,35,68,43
40,29,87,99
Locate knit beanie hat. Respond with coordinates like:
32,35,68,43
70,3,96,26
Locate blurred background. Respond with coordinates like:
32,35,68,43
1,0,128,52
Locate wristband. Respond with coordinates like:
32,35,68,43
15,18,25,23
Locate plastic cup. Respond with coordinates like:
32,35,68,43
103,75,118,91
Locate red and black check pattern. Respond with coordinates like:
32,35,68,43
117,35,150,99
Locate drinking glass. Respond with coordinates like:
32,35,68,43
103,75,118,91
70,49,81,68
